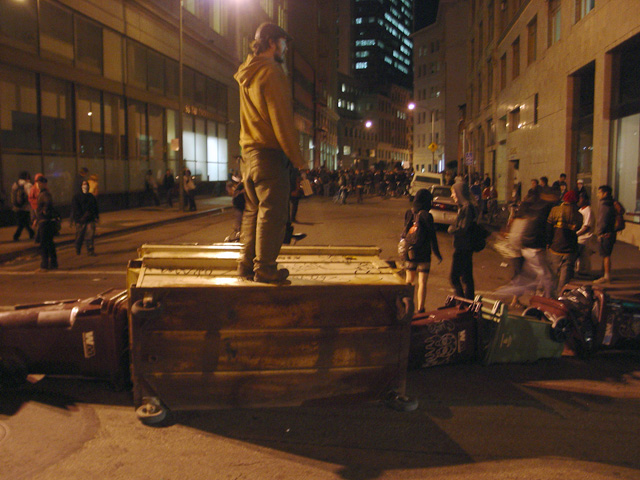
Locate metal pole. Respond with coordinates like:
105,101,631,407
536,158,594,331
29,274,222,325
431,109,435,170
177,0,185,211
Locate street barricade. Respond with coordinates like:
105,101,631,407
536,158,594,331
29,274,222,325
0,288,129,389
127,244,415,423
409,296,479,368
411,296,565,368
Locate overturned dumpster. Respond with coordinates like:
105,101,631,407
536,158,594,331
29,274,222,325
127,244,415,422
0,289,129,389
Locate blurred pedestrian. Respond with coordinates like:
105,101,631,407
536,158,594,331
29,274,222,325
88,174,99,197
11,171,34,241
183,168,196,211
145,169,160,206
28,173,44,224
163,169,176,207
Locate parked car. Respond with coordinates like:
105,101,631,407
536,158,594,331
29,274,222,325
429,185,458,226
409,172,444,201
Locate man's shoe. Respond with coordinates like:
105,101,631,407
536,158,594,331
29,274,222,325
254,268,289,284
237,263,254,280
593,276,610,284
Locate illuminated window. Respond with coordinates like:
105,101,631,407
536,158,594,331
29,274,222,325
355,62,368,69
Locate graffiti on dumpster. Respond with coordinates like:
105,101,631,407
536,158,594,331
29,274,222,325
419,320,468,367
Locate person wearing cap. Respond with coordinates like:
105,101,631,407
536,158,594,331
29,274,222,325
35,176,58,270
234,22,305,284
576,178,588,200
546,190,582,290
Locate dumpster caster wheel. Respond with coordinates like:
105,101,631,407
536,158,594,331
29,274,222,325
136,398,167,425
383,390,418,412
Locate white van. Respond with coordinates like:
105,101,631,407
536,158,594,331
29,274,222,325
409,172,444,201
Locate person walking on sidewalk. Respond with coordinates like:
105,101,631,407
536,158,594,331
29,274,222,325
234,22,306,284
71,180,99,256
11,171,34,242
183,169,197,211
163,169,176,207
594,185,617,284
35,177,58,271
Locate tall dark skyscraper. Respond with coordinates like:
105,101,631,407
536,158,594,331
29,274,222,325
351,0,414,89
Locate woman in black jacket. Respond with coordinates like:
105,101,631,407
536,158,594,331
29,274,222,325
401,188,442,313
448,181,477,299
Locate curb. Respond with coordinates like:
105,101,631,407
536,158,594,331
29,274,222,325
0,205,232,264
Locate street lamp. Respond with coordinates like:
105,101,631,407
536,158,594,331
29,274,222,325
408,102,438,172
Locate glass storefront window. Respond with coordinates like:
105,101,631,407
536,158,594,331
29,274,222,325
104,93,122,159
166,109,178,164
41,76,74,153
40,0,74,62
0,0,37,51
76,16,103,73
43,155,75,205
207,120,218,180
217,123,228,181
195,117,206,178
183,114,196,175
613,114,640,214
128,101,148,190
148,50,165,94
127,41,147,89
148,105,164,177
165,59,179,99
77,86,103,158
0,65,39,151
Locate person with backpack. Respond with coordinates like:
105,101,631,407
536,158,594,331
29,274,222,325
594,185,618,284
11,171,34,242
400,188,442,314
448,180,478,300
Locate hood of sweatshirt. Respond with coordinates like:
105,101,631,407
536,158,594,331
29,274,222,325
234,54,280,88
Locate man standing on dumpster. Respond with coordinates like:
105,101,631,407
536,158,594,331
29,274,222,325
234,22,305,284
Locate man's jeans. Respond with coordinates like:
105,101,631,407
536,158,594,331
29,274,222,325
549,249,577,292
239,149,290,272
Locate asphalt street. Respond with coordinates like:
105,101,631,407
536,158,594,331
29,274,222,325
1,194,640,480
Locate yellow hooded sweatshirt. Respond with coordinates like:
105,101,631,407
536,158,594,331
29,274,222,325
234,54,305,169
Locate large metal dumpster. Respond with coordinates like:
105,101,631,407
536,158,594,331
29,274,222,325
127,244,414,421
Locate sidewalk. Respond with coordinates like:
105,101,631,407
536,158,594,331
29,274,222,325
0,196,232,264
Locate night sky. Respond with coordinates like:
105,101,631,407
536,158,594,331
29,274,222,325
414,0,439,32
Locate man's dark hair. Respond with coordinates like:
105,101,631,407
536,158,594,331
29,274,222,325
251,22,290,55
18,171,29,180
531,178,539,185
540,176,548,185
560,173,566,179
598,185,612,196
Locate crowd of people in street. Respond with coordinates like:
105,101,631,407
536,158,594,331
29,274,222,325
401,171,624,314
